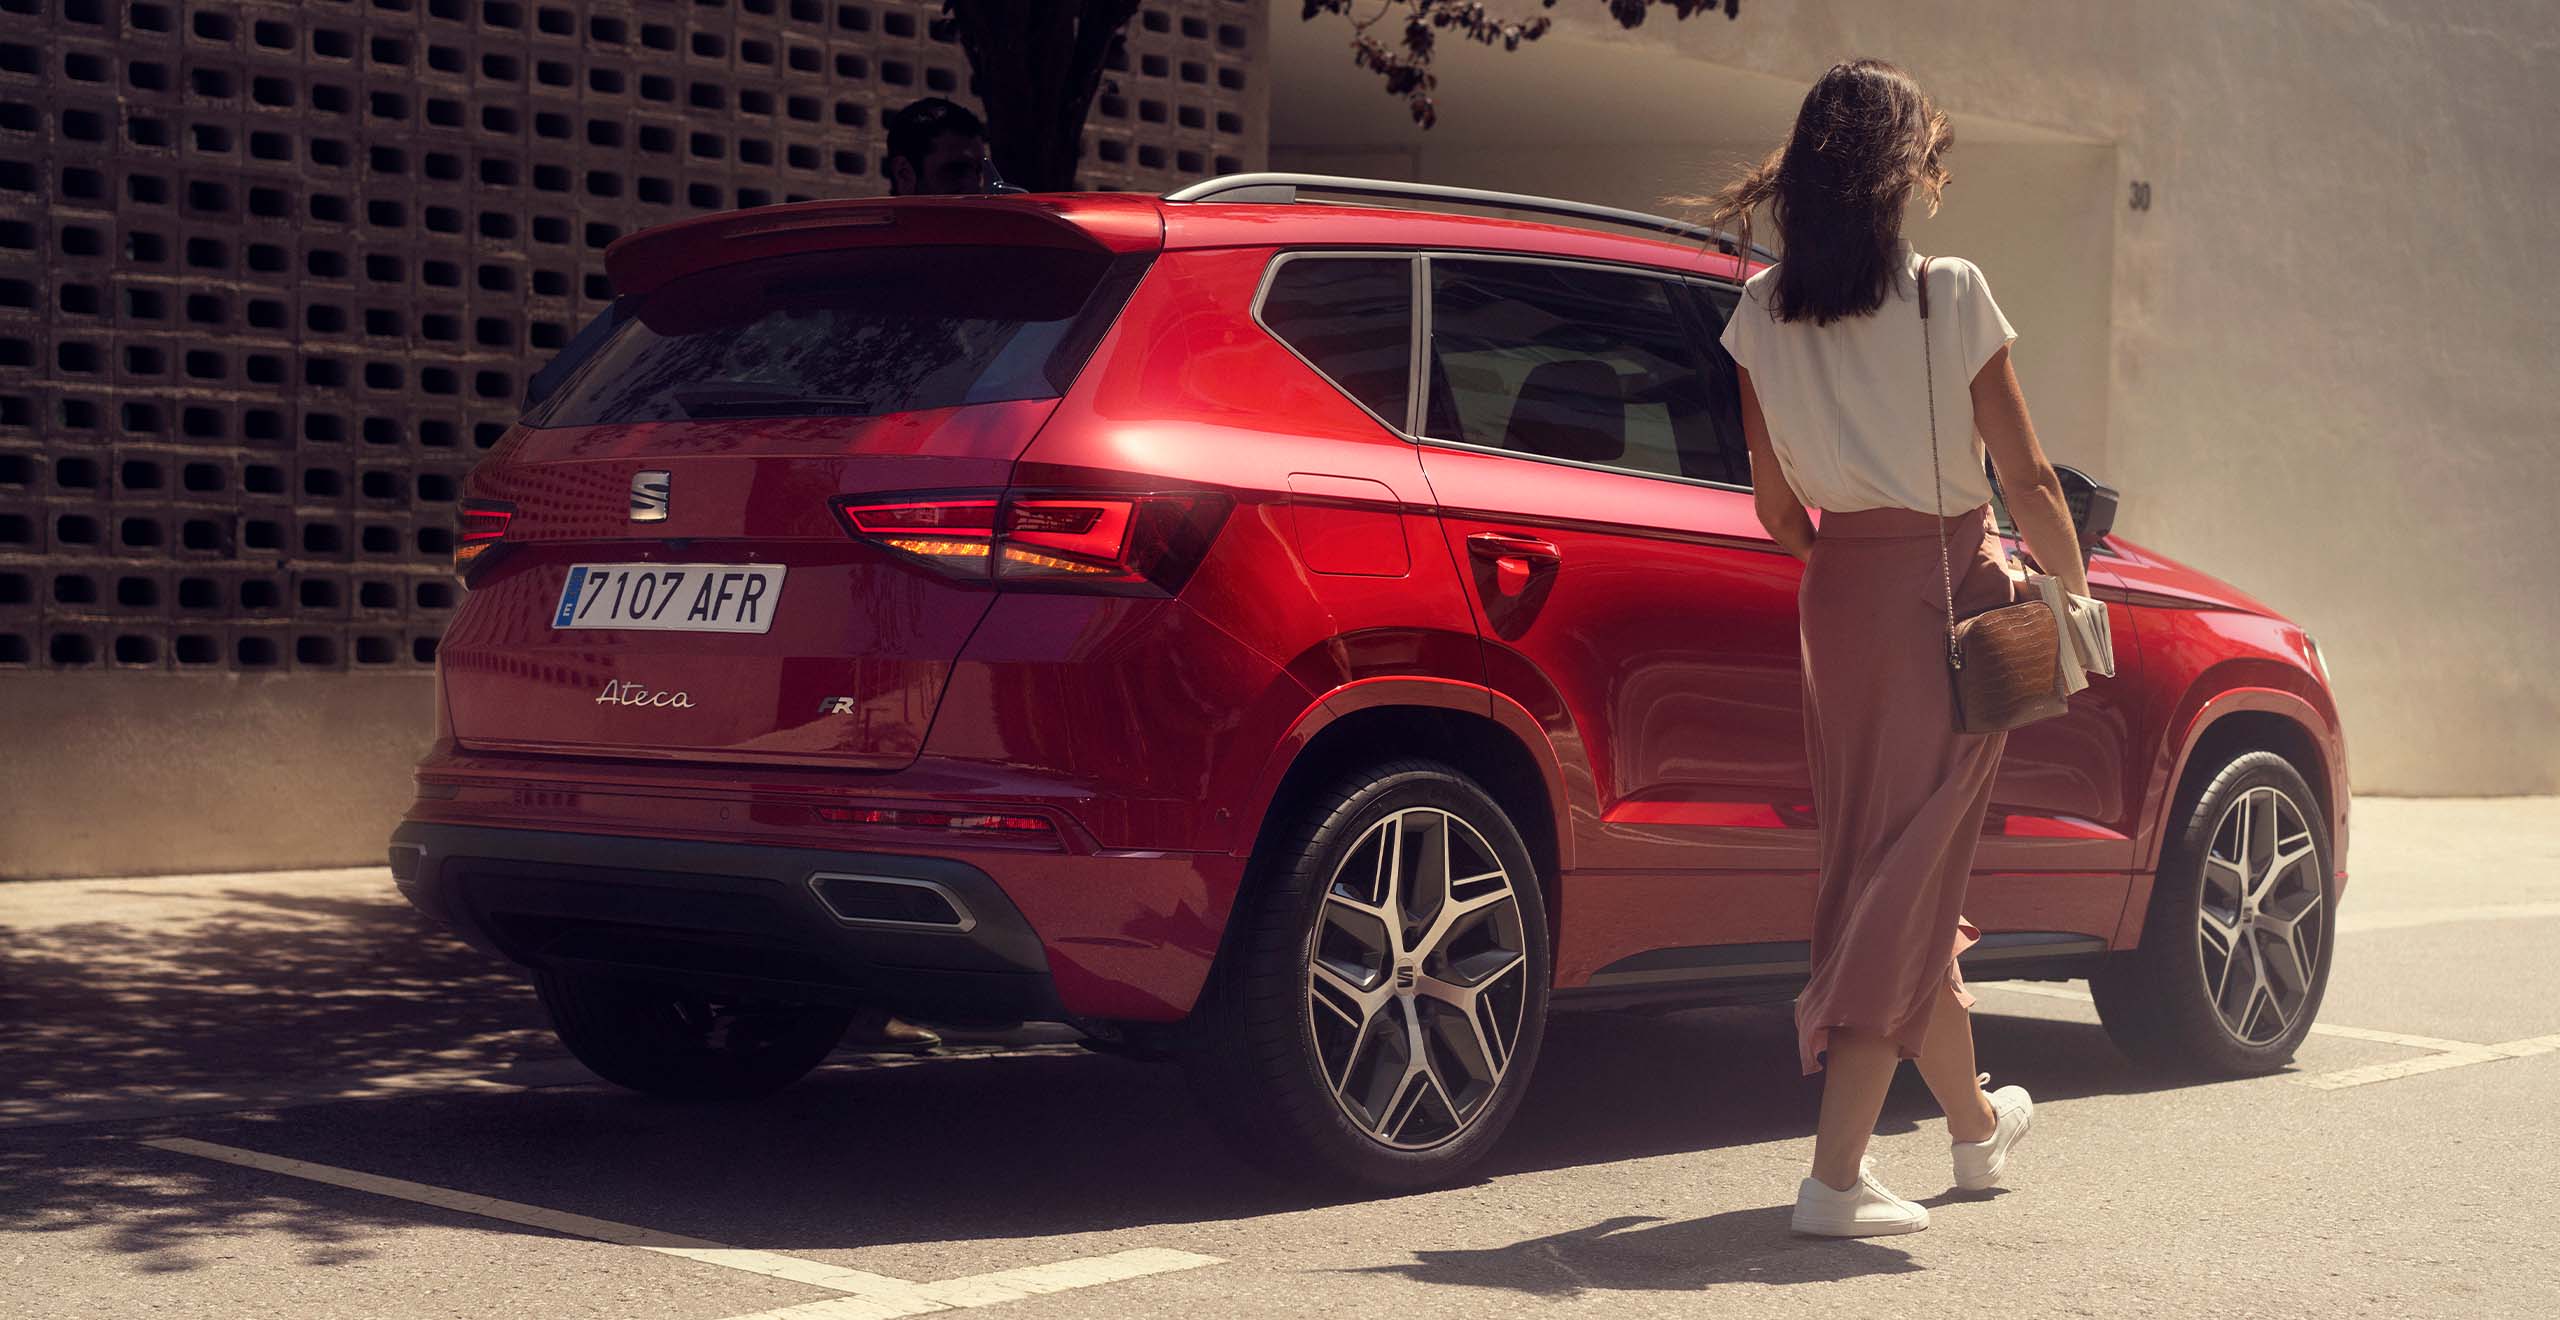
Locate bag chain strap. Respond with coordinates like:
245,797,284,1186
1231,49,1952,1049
1919,257,1962,671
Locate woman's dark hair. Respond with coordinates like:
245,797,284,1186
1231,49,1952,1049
1703,59,1953,325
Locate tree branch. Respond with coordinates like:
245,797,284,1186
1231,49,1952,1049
1314,0,1742,128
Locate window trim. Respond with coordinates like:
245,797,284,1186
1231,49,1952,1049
1247,247,2121,564
1248,247,1753,475
1246,249,1424,443
1414,251,1754,496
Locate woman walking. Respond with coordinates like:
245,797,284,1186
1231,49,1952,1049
1709,60,2090,1237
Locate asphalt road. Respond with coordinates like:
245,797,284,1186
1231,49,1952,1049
6,796,2558,1319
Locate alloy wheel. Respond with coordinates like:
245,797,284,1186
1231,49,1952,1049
1305,806,1530,1151
2195,784,2326,1046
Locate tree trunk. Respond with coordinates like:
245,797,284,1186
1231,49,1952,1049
946,0,1141,193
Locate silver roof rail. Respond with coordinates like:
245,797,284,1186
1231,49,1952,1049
1162,172,1774,262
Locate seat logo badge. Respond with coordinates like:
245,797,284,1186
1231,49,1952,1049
1394,964,1418,990
596,680,692,709
629,470,671,522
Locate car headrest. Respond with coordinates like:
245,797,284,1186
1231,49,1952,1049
1503,359,1625,466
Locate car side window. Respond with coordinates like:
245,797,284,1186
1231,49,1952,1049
1423,259,1733,485
1682,283,1751,487
1258,256,1414,431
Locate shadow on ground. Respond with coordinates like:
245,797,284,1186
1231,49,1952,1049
1340,1206,1928,1294
0,882,552,1112
2,875,2223,1287
3,1000,2207,1283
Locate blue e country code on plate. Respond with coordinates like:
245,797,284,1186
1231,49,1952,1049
552,564,788,634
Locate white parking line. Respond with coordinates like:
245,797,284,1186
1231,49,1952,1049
143,1137,1219,1317
2293,1033,2560,1090
2335,900,2560,934
1977,984,2559,1089
1975,983,2099,1006
2280,1020,2484,1052
714,1251,1233,1320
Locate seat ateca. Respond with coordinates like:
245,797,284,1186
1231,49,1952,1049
392,176,2349,1188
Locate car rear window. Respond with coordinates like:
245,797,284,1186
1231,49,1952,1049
537,245,1134,426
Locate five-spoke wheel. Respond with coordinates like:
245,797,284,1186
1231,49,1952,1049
1307,806,1531,1150
1183,761,1551,1190
2193,783,2327,1047
2095,750,2335,1074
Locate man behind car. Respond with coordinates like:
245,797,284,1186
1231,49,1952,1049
886,97,1001,197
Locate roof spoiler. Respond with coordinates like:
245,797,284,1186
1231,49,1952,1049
602,195,1165,299
1166,173,1774,263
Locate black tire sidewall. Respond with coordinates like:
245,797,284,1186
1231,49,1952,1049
1191,760,1552,1191
2107,751,2336,1075
537,971,853,1101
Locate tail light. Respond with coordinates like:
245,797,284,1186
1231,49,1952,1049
454,501,515,582
834,498,1000,576
813,805,1058,839
832,490,1231,596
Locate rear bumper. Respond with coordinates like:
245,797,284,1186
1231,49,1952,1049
389,823,1063,1024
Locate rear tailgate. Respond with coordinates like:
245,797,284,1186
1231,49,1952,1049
441,200,1159,771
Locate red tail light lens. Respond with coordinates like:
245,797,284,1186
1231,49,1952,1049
833,490,1230,596
834,498,999,575
454,501,514,582
813,805,1057,837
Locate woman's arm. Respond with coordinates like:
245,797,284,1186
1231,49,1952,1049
1969,345,2090,598
1738,366,1817,560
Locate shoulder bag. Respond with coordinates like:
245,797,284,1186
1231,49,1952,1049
1916,258,2072,735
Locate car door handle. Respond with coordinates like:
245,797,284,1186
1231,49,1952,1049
1465,532,1562,564
1466,532,1560,598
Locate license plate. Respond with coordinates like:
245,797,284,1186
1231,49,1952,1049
551,563,786,634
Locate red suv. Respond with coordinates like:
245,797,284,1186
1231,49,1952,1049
391,175,2348,1189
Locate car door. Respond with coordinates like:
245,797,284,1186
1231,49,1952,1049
1964,493,2146,948
1409,255,1821,987
1670,281,2138,958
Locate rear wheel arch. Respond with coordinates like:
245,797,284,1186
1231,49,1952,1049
1235,701,1567,981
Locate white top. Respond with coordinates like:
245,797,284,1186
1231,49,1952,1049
1718,245,2016,515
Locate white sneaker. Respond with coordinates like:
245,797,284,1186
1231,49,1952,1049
1791,1158,1930,1237
1951,1074,2034,1191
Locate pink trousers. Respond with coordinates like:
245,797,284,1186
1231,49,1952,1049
1795,502,2015,1075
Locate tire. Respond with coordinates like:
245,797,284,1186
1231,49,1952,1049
536,971,855,1100
2092,750,2336,1075
1182,760,1552,1191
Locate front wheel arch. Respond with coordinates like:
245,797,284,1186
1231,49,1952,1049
2144,688,2342,878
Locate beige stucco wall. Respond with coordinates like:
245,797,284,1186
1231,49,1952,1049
0,673,433,880
1269,1,2560,794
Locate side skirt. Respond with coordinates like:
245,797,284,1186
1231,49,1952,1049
1551,931,2110,1014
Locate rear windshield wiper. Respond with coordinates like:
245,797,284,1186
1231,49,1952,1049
669,383,881,418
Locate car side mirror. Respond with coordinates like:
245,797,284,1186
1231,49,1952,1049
2056,465,2119,558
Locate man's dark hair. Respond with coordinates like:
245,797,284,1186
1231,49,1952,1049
885,97,987,170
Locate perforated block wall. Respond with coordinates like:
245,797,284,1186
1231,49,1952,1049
0,0,1266,678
